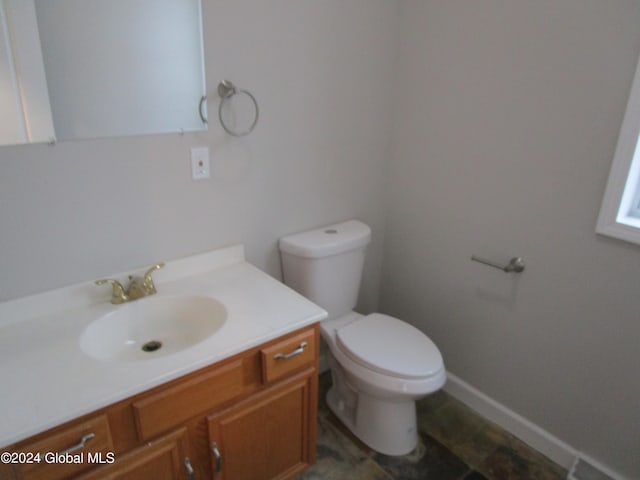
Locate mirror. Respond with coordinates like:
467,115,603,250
0,1,55,146
0,0,207,146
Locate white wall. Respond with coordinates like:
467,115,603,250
2,1,640,477
381,1,640,478
0,0,398,308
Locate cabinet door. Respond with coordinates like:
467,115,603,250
76,428,193,480
207,372,317,480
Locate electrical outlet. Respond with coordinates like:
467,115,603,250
191,147,210,180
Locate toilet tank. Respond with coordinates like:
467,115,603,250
279,220,371,319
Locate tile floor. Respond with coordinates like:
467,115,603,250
297,373,567,480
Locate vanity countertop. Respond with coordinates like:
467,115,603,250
0,245,327,447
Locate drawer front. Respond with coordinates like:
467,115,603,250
261,328,317,383
133,359,244,441
11,414,113,480
75,428,190,480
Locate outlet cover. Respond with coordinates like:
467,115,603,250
191,147,210,180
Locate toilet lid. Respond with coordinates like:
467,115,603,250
336,313,443,379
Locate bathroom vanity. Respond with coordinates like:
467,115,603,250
0,245,326,479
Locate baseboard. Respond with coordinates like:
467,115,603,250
568,455,626,480
443,372,578,470
444,372,632,480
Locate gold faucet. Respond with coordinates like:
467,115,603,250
95,263,165,304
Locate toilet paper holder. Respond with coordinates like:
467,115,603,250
471,255,525,273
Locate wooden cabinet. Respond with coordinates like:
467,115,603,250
260,328,317,384
76,428,191,480
207,372,316,480
132,360,245,442
4,415,114,480
1,324,319,480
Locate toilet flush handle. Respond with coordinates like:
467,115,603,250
274,342,308,360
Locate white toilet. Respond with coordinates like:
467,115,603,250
279,219,446,456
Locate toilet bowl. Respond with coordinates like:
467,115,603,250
279,219,446,455
321,312,445,455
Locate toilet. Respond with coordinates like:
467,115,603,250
279,219,446,456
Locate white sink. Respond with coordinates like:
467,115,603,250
80,295,227,362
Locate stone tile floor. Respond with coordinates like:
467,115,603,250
297,373,567,480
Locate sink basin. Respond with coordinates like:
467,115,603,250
80,295,227,362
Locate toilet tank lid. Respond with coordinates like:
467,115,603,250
279,220,371,258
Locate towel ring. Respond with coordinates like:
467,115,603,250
198,80,259,137
218,80,259,137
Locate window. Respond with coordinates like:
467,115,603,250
597,52,640,245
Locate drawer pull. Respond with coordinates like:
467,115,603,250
59,432,95,455
273,342,307,360
211,442,222,475
184,457,195,480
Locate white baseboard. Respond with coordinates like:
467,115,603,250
568,454,631,480
444,372,632,480
443,372,577,469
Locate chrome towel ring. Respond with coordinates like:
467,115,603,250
198,80,259,137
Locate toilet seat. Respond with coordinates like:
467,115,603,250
336,313,443,380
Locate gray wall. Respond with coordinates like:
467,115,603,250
2,0,640,477
381,1,640,478
0,0,397,310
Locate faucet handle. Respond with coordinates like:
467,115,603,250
95,279,129,304
142,263,165,294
